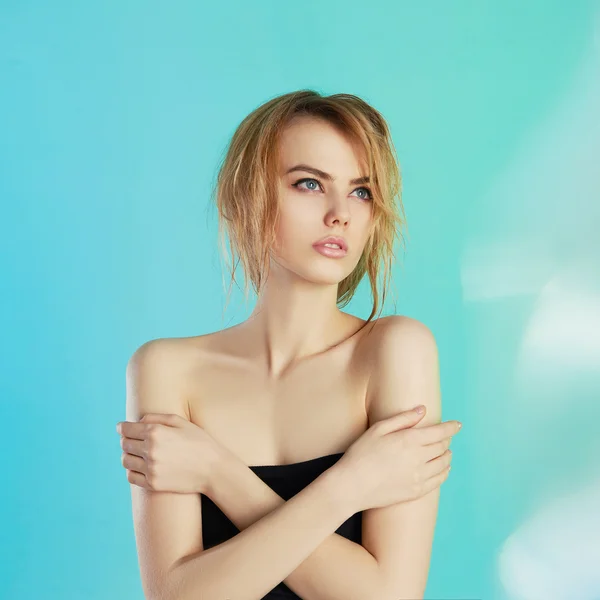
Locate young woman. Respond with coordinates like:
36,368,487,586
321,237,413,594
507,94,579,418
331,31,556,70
117,90,462,600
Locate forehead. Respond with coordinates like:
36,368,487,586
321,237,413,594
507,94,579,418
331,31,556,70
278,116,367,176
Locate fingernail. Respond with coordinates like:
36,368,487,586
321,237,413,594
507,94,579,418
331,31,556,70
415,405,425,414
457,422,462,429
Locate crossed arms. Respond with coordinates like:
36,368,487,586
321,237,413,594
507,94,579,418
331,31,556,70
127,316,442,600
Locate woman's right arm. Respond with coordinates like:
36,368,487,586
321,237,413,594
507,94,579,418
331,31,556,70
126,339,357,600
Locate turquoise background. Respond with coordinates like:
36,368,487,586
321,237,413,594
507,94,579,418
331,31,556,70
2,1,600,598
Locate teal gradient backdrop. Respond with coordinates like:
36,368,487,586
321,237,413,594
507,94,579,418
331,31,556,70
2,1,599,598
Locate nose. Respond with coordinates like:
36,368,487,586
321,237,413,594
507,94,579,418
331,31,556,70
324,199,350,228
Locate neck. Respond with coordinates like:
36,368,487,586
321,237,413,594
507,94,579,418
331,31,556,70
243,278,350,379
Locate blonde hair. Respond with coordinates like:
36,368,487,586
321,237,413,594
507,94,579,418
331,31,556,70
210,89,407,326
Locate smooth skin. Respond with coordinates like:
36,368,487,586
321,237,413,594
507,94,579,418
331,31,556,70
121,325,461,600
117,407,458,508
120,115,461,600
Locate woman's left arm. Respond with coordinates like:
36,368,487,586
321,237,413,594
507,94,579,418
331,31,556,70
360,315,444,599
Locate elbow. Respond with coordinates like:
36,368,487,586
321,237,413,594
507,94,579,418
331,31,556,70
374,571,426,600
152,560,225,600
143,582,179,600
142,565,192,600
368,567,395,600
376,587,424,600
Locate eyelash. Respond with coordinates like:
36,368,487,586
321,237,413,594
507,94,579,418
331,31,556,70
291,177,373,201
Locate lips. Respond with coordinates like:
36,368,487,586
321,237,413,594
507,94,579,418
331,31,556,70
312,236,348,252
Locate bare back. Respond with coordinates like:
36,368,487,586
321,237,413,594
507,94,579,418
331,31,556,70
173,314,389,467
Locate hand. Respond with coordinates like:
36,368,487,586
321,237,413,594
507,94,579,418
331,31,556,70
116,413,224,494
333,406,461,513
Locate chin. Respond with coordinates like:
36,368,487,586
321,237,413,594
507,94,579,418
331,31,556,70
297,263,353,286
272,254,356,285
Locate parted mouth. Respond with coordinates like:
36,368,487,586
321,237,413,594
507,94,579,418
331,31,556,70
312,236,348,252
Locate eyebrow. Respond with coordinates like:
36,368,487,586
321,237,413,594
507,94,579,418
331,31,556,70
285,164,370,186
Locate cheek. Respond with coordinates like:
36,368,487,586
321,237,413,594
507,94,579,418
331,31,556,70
357,208,375,239
274,199,315,247
274,222,302,259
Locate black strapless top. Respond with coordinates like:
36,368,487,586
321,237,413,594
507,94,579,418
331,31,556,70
200,452,363,599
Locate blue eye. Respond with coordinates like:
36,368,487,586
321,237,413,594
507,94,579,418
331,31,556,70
354,187,373,201
292,178,321,192
291,178,372,201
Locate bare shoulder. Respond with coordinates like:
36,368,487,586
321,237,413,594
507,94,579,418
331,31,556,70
368,314,436,345
125,336,202,421
128,337,181,373
127,335,202,368
364,315,441,426
359,315,438,375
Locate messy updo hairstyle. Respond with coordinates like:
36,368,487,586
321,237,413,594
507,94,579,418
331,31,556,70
210,89,406,327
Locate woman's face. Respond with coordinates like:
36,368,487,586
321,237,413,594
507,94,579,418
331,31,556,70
270,116,374,286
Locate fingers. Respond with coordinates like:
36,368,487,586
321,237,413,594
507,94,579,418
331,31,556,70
421,439,449,462
120,435,146,458
423,448,452,478
414,420,461,445
126,469,148,488
374,406,426,435
122,451,146,475
419,452,452,495
421,464,451,495
117,420,158,440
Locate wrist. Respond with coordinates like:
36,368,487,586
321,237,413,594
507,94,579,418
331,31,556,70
204,444,237,499
322,460,361,518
